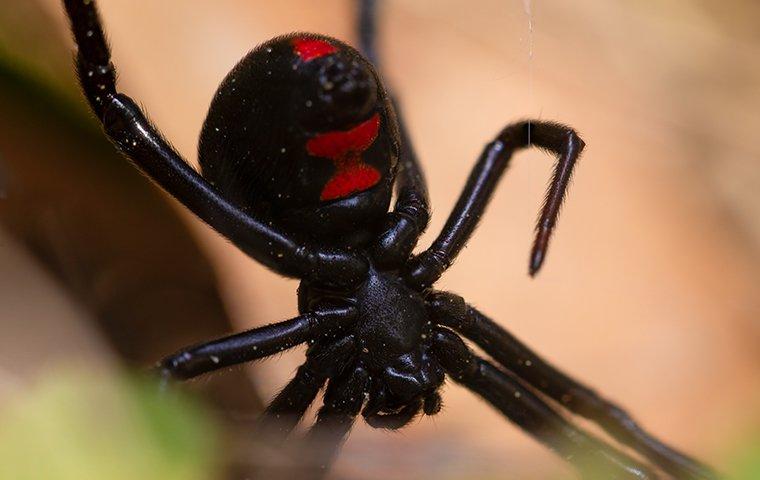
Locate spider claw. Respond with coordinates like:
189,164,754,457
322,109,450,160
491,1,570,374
529,227,552,276
529,248,545,277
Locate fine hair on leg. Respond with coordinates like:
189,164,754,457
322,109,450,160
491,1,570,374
432,327,659,480
427,290,717,480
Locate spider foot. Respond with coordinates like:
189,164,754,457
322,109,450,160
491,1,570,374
151,363,179,393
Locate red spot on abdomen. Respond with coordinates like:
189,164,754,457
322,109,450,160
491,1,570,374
292,37,337,61
320,164,381,202
306,113,382,201
306,114,380,158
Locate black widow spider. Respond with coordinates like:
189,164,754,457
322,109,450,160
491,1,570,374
62,1,716,479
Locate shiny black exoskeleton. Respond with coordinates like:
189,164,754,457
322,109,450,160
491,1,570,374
62,1,717,479
300,263,445,424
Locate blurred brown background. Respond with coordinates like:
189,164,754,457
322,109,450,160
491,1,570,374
3,0,760,478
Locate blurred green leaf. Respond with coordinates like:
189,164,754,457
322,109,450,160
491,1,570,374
726,430,760,480
0,371,219,480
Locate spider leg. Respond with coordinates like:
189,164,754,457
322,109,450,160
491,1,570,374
357,0,380,67
427,291,717,480
247,337,357,479
259,335,357,440
297,364,369,478
432,327,659,480
158,305,356,382
61,0,367,288
404,121,584,289
358,0,431,268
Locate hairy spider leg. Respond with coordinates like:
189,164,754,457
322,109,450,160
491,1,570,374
301,365,370,479
250,337,357,478
259,336,357,441
359,0,431,269
62,0,368,288
404,121,584,290
432,328,659,480
428,291,718,480
157,306,357,381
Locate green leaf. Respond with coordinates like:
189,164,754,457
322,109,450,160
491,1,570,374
0,371,219,480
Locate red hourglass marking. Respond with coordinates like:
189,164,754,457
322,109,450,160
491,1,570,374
306,113,382,201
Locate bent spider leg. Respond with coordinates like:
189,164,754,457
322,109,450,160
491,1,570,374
157,305,357,382
405,121,584,289
62,0,367,288
427,291,718,480
301,364,370,478
359,0,431,268
432,328,660,480
258,335,357,441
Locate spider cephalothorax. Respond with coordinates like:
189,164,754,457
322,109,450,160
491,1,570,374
62,0,716,478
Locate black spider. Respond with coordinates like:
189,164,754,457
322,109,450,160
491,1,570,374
62,1,716,479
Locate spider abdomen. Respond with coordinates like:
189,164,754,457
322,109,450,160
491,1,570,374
198,33,400,244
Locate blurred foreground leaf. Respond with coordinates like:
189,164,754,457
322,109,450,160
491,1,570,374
725,430,760,480
0,370,219,480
